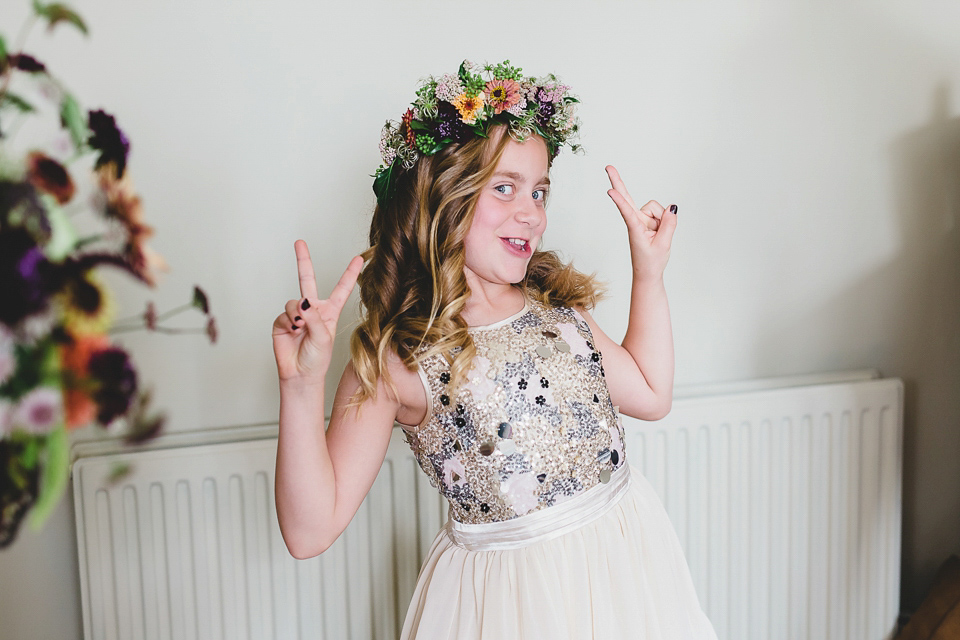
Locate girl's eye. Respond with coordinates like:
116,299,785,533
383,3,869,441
532,189,548,201
495,184,514,195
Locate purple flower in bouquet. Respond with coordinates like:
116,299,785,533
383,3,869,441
87,110,130,179
0,227,54,327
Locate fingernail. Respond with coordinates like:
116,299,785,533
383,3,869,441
301,298,310,310
291,324,297,330
669,204,678,214
294,316,301,321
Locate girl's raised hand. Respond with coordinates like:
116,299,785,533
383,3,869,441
272,240,364,382
605,165,677,283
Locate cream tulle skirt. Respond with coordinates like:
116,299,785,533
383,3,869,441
400,465,718,639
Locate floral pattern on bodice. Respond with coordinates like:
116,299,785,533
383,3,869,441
403,299,628,524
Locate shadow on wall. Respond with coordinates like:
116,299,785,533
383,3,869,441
757,84,960,613
887,84,960,613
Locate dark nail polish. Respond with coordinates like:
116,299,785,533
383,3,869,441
291,324,297,330
294,316,301,321
669,204,678,214
301,298,310,310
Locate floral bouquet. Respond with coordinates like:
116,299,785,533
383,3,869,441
0,2,215,548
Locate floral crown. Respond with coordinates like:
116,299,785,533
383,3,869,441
373,60,582,207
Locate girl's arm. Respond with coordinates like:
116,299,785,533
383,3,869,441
276,363,401,559
272,241,398,559
577,165,678,421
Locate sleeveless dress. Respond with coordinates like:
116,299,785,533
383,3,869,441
398,299,718,639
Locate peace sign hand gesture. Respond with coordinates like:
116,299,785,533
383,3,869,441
272,240,364,383
605,165,677,283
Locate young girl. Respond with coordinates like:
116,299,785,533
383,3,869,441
272,60,717,639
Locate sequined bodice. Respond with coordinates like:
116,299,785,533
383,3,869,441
403,299,628,525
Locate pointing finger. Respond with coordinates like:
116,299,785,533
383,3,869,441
605,165,639,212
295,239,319,300
326,255,365,318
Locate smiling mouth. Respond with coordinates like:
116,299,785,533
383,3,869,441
501,237,531,255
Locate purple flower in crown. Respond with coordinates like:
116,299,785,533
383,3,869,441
536,100,556,128
434,102,470,143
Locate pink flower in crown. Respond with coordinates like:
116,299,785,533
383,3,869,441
501,472,540,516
463,355,497,401
442,455,467,489
506,99,528,117
12,387,63,435
556,322,592,358
485,78,522,115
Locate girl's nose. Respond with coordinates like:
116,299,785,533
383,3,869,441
515,195,543,226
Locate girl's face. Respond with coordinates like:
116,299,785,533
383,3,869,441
463,135,550,292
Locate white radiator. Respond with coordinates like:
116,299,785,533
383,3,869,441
72,373,903,640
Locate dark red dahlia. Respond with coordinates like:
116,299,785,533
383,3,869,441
88,347,138,425
400,108,416,149
26,152,75,204
87,110,130,178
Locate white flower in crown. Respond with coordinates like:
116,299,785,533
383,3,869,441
434,73,465,103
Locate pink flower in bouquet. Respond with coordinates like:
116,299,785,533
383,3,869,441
11,388,63,435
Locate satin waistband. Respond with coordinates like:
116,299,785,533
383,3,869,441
444,464,632,552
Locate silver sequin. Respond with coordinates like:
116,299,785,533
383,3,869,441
409,299,628,524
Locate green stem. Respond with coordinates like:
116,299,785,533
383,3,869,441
110,324,206,336
149,327,206,336
73,234,103,250
155,303,192,322
109,324,144,334
0,14,39,101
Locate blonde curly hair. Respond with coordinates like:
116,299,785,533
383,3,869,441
350,126,601,405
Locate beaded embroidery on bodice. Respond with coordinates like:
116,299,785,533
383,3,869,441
404,299,628,525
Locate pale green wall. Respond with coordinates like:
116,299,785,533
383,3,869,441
1,0,958,636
